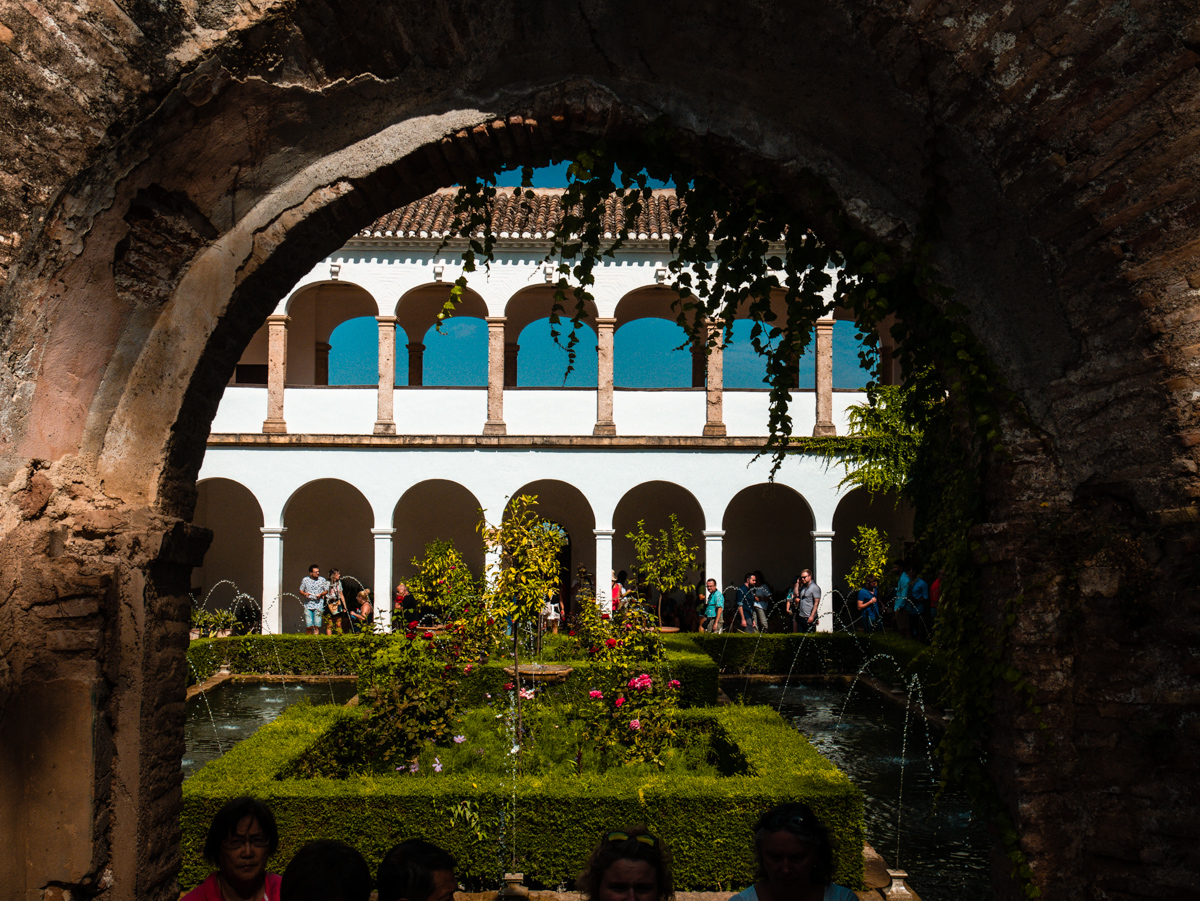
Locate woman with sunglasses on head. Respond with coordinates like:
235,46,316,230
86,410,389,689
729,803,855,901
578,827,674,901
183,796,282,901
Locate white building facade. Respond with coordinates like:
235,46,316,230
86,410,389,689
194,190,909,632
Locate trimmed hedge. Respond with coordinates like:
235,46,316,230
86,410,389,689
182,703,863,892
187,635,361,685
692,632,950,706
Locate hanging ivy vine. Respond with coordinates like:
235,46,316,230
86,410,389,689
440,120,1040,897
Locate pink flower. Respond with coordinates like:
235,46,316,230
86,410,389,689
668,679,681,689
629,719,641,731
589,690,604,699
614,697,625,708
503,682,514,691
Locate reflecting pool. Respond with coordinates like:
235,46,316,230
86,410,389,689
737,681,991,901
183,680,358,778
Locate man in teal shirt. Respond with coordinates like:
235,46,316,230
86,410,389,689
893,561,913,639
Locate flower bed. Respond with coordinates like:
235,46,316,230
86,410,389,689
181,702,864,891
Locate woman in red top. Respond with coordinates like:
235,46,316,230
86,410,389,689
183,796,282,901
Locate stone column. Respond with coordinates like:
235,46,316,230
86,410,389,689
372,527,395,631
374,316,397,435
594,317,617,436
691,334,706,388
484,316,507,435
703,530,725,590
315,341,331,386
260,527,286,634
408,342,425,386
813,317,836,436
262,314,289,434
594,528,615,613
812,529,835,633
504,341,520,387
704,322,726,437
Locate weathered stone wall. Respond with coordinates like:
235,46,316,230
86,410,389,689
0,2,1198,899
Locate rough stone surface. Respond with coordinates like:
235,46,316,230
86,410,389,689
1,3,1199,900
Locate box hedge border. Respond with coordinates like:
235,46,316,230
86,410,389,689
182,702,863,892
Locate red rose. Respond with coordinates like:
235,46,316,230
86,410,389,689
504,682,514,691
423,631,434,639
408,621,419,629
605,638,617,648
405,631,416,640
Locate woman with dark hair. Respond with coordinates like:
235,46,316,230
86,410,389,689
729,803,855,901
183,796,282,901
577,826,674,901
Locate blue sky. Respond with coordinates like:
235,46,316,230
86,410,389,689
328,164,873,389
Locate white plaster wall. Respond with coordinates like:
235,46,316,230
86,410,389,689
210,387,268,433
285,388,378,434
393,389,488,434
199,445,851,533
505,390,598,435
209,386,867,438
612,390,707,436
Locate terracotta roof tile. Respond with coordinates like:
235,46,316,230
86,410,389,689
358,187,683,241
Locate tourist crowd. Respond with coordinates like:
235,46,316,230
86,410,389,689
296,558,941,642
186,796,855,901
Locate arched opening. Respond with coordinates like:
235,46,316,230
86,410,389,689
721,484,814,600
4,9,1194,898
505,285,600,387
281,480,374,633
396,285,488,387
831,488,915,594
284,283,378,386
612,481,706,591
507,480,597,614
192,479,264,620
392,480,486,592
614,288,693,388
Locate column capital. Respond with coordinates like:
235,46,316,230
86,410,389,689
595,317,617,328
260,527,287,537
486,316,507,326
702,530,726,539
266,313,290,326
811,530,836,540
593,529,616,538
375,315,397,325
371,528,396,537
815,317,836,327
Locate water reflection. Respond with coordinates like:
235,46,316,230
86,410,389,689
738,682,990,901
183,681,358,778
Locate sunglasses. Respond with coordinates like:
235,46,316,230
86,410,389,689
606,831,658,847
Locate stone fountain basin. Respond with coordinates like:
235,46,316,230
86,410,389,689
502,663,574,684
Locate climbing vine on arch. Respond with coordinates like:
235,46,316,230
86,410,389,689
441,120,1040,896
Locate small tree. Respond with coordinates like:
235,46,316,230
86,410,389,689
478,495,565,760
405,539,478,622
626,514,699,626
847,525,891,589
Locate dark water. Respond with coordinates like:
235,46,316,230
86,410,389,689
183,680,358,778
738,682,991,901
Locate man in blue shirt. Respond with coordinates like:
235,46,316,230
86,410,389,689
735,572,758,633
855,575,881,631
908,564,930,642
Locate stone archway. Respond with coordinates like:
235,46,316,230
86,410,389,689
2,5,1200,900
